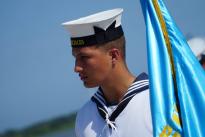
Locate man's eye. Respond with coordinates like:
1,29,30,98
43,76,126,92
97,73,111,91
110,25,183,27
81,56,89,59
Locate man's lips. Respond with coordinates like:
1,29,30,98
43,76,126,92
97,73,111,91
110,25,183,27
79,74,88,81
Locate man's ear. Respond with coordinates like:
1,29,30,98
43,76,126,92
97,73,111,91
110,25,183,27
109,48,120,63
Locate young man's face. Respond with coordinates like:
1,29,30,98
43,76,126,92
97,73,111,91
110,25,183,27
202,62,205,69
72,46,112,88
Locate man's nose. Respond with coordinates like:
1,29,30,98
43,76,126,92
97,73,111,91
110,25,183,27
74,60,83,73
74,66,83,73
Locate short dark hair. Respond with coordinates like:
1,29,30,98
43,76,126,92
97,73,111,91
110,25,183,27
200,54,205,65
97,36,126,59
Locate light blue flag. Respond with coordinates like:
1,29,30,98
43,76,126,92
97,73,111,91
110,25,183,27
140,0,205,136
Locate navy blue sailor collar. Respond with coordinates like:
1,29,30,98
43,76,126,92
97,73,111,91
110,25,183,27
98,72,149,106
91,72,149,129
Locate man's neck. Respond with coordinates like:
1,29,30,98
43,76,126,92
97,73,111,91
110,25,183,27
100,70,135,104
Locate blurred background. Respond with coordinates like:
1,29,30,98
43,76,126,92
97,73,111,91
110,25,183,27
1,0,205,137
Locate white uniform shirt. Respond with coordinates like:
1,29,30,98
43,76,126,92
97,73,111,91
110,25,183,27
75,73,153,137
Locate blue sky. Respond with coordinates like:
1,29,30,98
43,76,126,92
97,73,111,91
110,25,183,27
0,0,205,133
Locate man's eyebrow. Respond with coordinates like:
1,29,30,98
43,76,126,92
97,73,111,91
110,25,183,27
72,52,85,57
72,50,79,57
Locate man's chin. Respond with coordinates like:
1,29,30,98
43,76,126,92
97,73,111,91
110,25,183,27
83,82,98,88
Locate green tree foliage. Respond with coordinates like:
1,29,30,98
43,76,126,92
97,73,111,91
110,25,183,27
0,112,76,137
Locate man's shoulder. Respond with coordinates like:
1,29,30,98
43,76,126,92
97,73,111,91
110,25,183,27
78,99,96,114
75,99,100,137
76,98,98,124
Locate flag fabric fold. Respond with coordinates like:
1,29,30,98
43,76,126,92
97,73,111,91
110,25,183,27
140,0,205,136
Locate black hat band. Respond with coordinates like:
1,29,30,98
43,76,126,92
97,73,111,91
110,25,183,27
71,21,124,47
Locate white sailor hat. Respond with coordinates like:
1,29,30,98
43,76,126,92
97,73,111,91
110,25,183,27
62,8,124,47
188,37,205,61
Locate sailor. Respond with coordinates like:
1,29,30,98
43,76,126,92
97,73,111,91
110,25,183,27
188,37,205,69
62,8,153,137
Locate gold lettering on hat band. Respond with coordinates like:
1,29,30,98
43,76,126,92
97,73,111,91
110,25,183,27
71,39,85,46
70,24,123,47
